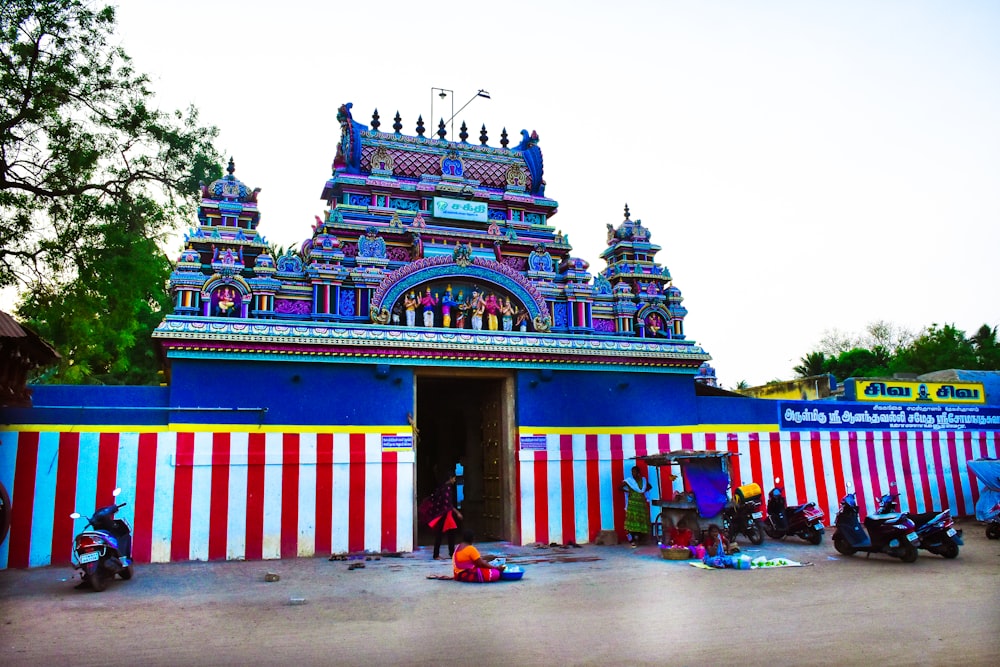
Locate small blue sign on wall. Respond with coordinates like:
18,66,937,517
381,435,413,451
519,435,548,450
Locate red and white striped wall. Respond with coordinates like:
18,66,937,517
3,426,998,568
0,428,414,569
516,429,1000,546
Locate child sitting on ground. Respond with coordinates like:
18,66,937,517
667,519,694,547
702,523,740,554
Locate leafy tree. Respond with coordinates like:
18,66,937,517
826,347,891,380
890,324,979,376
794,351,827,378
971,324,1000,370
1,0,220,383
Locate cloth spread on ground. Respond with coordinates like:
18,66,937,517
683,458,730,517
690,555,808,570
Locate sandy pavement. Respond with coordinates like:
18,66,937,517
1,523,998,666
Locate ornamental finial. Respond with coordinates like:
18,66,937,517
624,203,630,220
227,157,235,175
480,124,488,145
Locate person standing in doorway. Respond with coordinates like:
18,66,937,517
620,466,651,548
427,468,462,560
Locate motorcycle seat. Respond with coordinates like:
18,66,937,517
865,512,902,526
908,510,946,526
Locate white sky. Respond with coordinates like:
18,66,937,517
102,0,1000,387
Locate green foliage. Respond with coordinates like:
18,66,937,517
889,324,978,376
1,0,221,383
798,321,1000,382
793,351,827,378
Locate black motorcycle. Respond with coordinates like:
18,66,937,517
723,483,765,545
70,487,134,591
876,492,961,559
833,490,919,563
763,478,825,545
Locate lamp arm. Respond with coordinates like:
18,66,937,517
445,92,487,125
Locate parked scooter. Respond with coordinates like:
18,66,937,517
723,483,765,545
832,486,919,562
876,491,962,559
70,487,133,591
763,477,825,545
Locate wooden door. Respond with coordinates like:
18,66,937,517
480,382,504,540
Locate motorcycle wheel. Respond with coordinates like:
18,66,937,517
119,564,134,580
89,568,108,592
763,523,780,539
833,535,856,556
899,544,918,563
938,538,959,559
986,523,1000,540
806,528,823,545
749,520,765,545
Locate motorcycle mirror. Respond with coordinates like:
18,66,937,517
774,477,781,485
845,481,853,491
70,512,81,519
113,487,122,497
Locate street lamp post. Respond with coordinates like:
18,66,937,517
431,88,491,140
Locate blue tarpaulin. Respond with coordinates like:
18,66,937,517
684,457,730,517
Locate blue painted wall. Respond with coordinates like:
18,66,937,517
0,385,170,426
167,359,414,425
696,395,778,425
517,370,700,427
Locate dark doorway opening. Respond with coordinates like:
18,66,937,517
416,374,508,548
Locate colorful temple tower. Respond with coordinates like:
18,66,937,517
154,102,711,547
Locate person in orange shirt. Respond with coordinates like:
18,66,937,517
453,530,504,583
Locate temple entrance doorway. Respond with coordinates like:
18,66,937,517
414,371,515,549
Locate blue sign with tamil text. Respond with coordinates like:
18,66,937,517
778,401,1000,431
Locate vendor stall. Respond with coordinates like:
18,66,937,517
637,450,737,541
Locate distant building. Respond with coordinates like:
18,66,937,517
740,374,838,401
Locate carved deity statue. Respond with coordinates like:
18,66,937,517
440,286,458,328
470,290,484,331
420,287,438,327
501,297,514,331
403,291,418,327
484,293,500,331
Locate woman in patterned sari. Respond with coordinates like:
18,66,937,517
453,530,504,583
621,466,652,548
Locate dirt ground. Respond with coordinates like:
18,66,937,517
1,521,998,667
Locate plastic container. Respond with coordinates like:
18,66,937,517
735,483,762,503
500,567,524,580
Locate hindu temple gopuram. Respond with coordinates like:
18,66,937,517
151,101,709,542
161,103,703,356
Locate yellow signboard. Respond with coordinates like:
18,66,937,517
855,380,985,405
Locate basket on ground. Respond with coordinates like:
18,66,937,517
660,546,691,560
